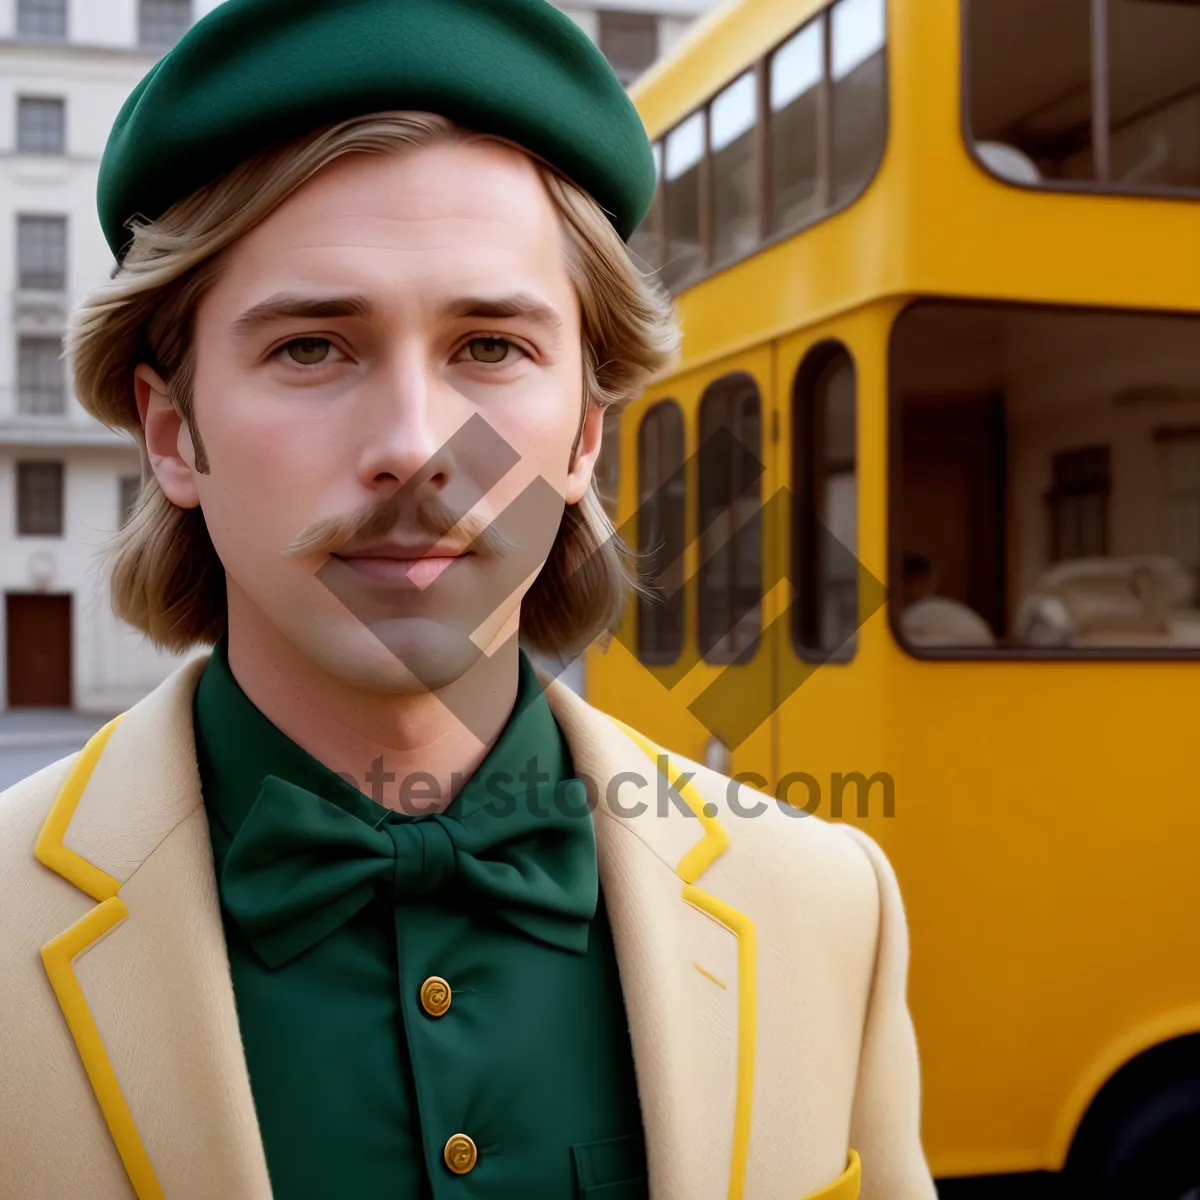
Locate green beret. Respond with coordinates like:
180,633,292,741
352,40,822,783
97,0,655,258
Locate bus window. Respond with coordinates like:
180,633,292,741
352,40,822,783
966,0,1200,193
890,300,1200,654
831,0,887,205
636,400,686,665
662,111,705,291
710,70,760,265
769,17,824,231
646,0,889,288
627,142,664,272
698,374,763,663
793,345,859,660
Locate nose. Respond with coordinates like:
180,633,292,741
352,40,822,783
356,352,457,504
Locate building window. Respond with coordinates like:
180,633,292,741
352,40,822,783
119,475,142,528
891,299,1200,655
16,0,67,40
17,338,66,415
17,462,65,537
17,97,66,155
598,10,659,86
793,345,859,659
636,400,686,664
17,216,67,291
698,373,763,663
967,0,1200,194
139,0,192,49
710,70,760,265
1047,446,1111,563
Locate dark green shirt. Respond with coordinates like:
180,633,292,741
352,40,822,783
194,641,646,1199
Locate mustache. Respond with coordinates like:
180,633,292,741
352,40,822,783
283,490,515,560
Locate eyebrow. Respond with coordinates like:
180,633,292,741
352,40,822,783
230,294,372,340
229,290,564,344
440,293,564,337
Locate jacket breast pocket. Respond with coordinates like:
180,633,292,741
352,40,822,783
801,1149,861,1200
571,1133,649,1200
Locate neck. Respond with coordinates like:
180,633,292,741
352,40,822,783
224,603,521,816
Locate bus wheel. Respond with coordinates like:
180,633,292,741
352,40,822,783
1064,1037,1200,1200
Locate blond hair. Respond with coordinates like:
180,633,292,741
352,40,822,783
68,112,678,658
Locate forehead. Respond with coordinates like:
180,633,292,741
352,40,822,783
212,140,569,303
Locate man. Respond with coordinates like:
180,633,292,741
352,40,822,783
899,551,996,649
0,2,937,1198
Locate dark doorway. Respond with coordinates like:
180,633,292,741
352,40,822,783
5,593,72,707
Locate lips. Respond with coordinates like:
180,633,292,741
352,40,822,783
332,543,471,591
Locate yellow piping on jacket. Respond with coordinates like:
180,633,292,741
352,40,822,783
609,718,861,1200
608,717,756,1200
35,715,167,1200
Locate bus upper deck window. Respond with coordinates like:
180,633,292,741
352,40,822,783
662,111,705,291
627,141,664,273
831,0,886,205
769,18,824,232
890,300,1200,656
966,0,1200,194
710,70,759,265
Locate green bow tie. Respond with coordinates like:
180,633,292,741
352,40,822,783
221,774,598,968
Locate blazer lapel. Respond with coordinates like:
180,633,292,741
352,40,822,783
34,658,272,1200
547,681,755,1200
31,655,755,1200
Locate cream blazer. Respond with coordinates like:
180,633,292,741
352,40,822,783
0,656,937,1200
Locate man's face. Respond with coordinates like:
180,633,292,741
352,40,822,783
140,141,602,693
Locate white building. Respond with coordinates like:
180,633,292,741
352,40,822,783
0,0,717,713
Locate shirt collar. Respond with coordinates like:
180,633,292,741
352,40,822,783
194,638,582,857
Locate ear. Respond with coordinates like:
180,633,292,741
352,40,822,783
134,363,201,509
564,400,606,505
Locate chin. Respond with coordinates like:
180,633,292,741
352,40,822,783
296,617,486,695
368,617,489,693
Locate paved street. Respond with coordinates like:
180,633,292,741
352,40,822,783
0,709,119,792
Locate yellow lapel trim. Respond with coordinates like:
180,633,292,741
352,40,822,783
606,717,730,879
34,715,124,899
607,718,756,1200
681,882,758,1200
34,715,167,1200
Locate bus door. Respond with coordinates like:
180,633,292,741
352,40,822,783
606,346,780,783
769,315,888,815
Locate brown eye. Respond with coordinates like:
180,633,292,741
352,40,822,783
285,338,331,366
468,337,510,364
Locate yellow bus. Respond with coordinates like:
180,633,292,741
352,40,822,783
584,0,1200,1194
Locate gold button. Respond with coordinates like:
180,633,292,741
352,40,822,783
420,976,452,1017
443,1133,477,1174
